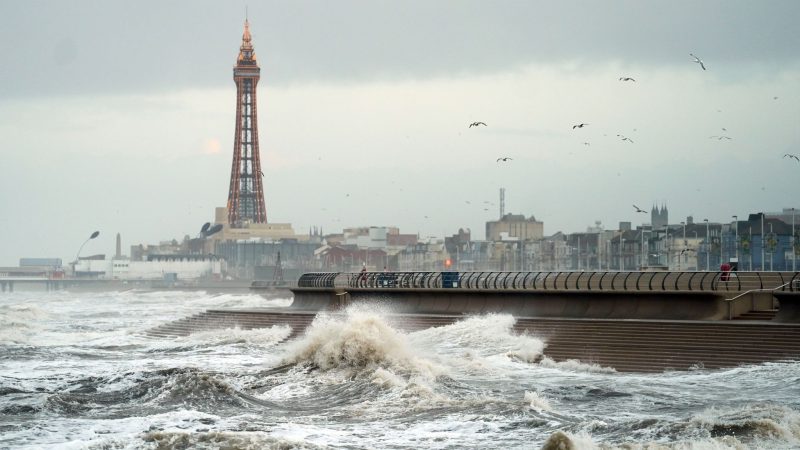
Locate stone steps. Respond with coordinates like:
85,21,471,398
145,309,800,372
732,309,778,320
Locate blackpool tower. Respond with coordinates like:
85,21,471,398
227,19,267,226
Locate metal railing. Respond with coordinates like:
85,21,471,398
724,280,794,320
297,270,800,293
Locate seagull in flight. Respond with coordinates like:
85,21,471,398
469,121,487,128
573,123,589,129
496,157,513,162
633,204,647,213
583,142,591,146
617,134,634,143
619,77,636,82
709,135,732,140
690,53,706,70
784,153,800,161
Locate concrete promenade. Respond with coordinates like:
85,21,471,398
146,270,800,372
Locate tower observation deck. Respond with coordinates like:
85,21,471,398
227,19,267,226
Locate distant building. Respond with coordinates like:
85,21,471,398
75,254,224,280
19,258,62,269
651,204,668,230
486,214,543,242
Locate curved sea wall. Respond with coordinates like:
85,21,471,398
289,270,800,321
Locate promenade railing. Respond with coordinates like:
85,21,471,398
297,271,800,293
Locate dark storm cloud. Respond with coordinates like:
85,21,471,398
0,0,798,98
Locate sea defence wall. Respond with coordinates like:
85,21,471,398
290,271,800,321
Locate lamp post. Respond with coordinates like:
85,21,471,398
792,208,796,272
621,238,625,271
598,232,602,271
761,213,765,271
769,223,774,271
641,227,648,270
703,219,710,270
74,231,100,276
732,215,738,263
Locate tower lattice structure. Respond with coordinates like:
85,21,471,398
227,19,267,226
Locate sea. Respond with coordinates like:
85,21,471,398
1,290,799,449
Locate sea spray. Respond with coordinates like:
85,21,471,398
283,308,444,379
526,390,553,412
538,356,617,374
410,313,546,362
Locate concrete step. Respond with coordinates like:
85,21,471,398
733,309,778,320
145,309,800,372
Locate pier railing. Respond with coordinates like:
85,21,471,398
297,271,800,293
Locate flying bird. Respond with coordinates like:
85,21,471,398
709,136,732,140
690,53,706,70
619,77,636,82
469,122,487,128
784,154,800,161
583,142,591,146
633,205,647,213
573,123,589,129
496,157,513,162
617,134,634,143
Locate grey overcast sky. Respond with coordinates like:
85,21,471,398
1,1,799,265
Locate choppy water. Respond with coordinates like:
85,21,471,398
1,290,800,449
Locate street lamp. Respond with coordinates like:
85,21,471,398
76,231,100,262
769,222,774,271
792,208,796,272
732,215,738,263
74,231,100,276
761,213,765,271
704,219,710,271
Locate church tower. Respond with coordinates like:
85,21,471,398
227,19,267,226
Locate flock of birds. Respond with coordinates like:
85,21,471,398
467,52,794,168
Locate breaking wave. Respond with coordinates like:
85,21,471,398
410,313,546,362
283,308,444,379
140,431,324,450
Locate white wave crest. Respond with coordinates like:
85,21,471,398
170,325,292,347
141,430,324,449
540,429,755,449
524,390,553,412
0,304,51,324
691,403,800,446
411,313,546,362
0,304,52,343
283,309,443,379
538,356,617,374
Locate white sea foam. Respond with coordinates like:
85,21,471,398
525,390,553,412
539,431,748,450
283,308,444,379
690,403,800,447
173,325,292,347
411,313,546,362
139,431,324,450
538,356,617,374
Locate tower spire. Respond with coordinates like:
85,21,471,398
227,18,267,226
